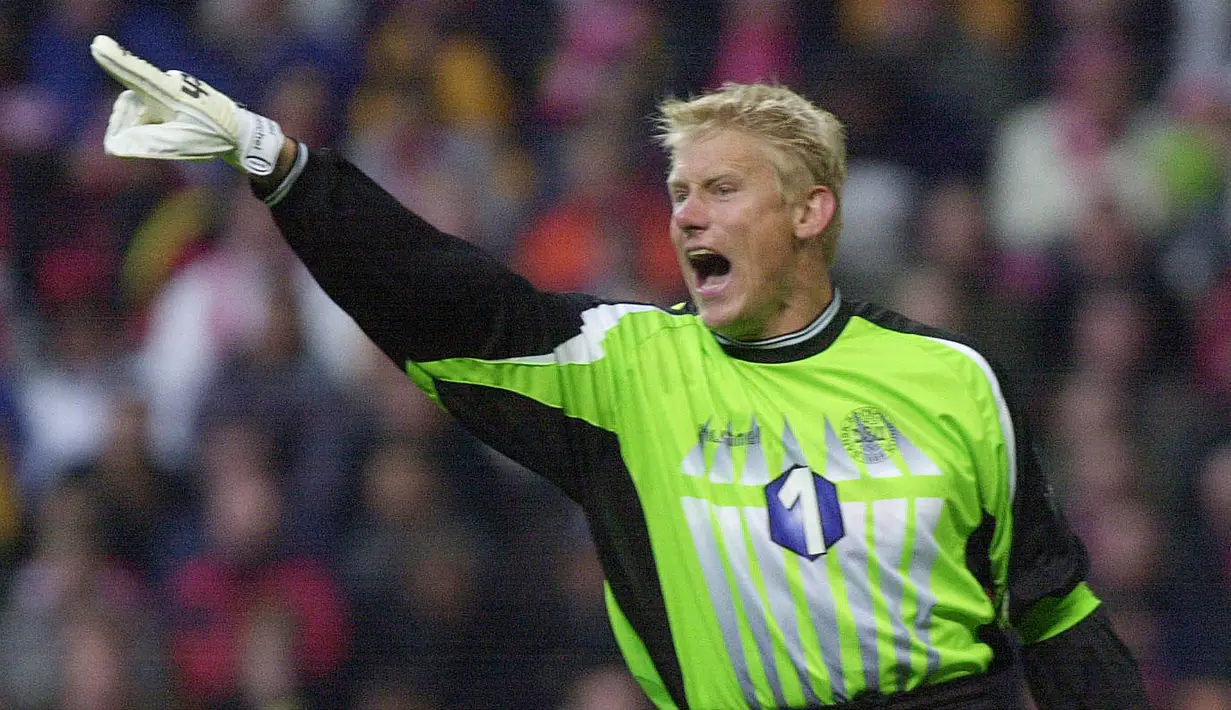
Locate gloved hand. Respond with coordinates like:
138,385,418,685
90,35,284,175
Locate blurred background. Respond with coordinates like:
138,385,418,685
0,0,1228,708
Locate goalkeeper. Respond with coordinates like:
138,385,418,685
91,36,1149,709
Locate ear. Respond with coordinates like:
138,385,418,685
793,186,836,241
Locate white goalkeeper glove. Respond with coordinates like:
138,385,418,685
90,34,284,176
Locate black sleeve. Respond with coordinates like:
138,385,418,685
1004,425,1091,623
984,349,1090,625
1020,606,1150,709
262,148,602,364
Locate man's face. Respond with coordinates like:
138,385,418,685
667,129,804,340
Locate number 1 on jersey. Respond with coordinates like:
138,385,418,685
766,464,844,559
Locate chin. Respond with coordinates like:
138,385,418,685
696,305,723,331
699,308,749,339
692,285,747,334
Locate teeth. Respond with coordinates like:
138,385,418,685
688,248,717,257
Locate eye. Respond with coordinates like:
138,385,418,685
670,189,689,205
714,183,736,197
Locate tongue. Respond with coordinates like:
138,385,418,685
697,271,731,297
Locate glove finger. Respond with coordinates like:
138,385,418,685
105,90,170,140
91,35,184,114
92,35,239,141
104,121,233,160
105,90,143,142
168,119,238,153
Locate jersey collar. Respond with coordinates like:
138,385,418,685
713,289,853,363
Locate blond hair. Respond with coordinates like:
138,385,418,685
655,83,847,264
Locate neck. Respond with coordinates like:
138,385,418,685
756,262,835,340
719,284,838,346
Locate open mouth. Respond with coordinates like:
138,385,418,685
688,249,732,294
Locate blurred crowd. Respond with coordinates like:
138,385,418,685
0,0,1228,708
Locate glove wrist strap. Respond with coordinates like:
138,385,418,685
235,109,284,176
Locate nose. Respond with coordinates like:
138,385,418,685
673,192,708,233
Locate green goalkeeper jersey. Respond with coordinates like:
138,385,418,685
272,150,1101,709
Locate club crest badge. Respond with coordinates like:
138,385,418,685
837,406,899,465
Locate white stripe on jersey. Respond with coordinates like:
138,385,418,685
499,303,660,365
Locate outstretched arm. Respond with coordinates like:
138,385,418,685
90,36,633,498
91,34,605,367
253,142,602,366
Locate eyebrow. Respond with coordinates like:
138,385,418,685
666,171,744,191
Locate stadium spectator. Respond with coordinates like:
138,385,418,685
0,478,168,709
165,420,350,708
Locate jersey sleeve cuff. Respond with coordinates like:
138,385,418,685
1018,581,1103,644
261,140,309,207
